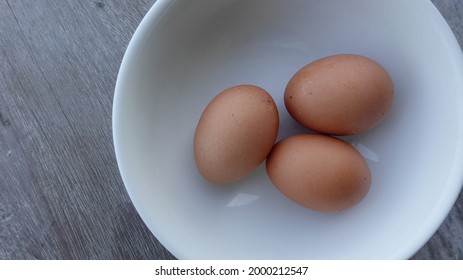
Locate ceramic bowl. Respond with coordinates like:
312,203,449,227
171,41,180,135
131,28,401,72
113,0,463,259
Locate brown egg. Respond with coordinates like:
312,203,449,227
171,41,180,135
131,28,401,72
284,54,394,135
266,134,371,212
194,85,279,184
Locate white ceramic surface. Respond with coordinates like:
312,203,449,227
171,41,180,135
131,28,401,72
113,0,463,259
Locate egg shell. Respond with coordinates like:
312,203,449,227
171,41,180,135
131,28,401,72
194,85,279,184
284,54,394,135
266,134,371,212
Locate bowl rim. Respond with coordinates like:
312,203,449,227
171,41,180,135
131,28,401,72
113,0,463,259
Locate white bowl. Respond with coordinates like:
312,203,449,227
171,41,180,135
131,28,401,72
113,0,463,259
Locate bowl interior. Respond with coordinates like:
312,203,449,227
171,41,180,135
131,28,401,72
114,0,463,259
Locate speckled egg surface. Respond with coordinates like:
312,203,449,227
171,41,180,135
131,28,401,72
284,54,394,135
266,133,371,212
194,85,279,184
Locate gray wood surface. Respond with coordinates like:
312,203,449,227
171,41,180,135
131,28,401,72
0,0,462,260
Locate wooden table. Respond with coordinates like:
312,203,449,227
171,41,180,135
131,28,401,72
0,0,462,260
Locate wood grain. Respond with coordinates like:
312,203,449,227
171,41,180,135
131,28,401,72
0,0,461,259
0,0,174,260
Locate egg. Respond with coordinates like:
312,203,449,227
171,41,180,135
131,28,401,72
284,54,394,135
194,85,279,184
266,134,371,212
